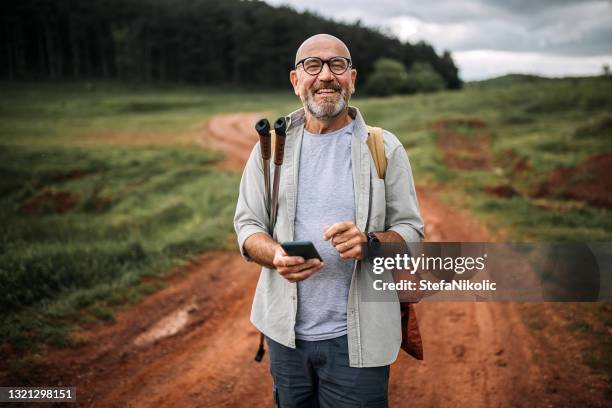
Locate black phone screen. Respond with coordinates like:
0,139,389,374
280,241,323,261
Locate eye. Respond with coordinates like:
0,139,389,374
303,58,322,73
329,58,348,72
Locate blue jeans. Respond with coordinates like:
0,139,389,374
266,335,390,408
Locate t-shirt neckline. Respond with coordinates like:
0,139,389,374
303,120,354,137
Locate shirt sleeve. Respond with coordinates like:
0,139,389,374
233,142,271,261
384,139,425,244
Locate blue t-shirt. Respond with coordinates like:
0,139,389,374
294,121,356,341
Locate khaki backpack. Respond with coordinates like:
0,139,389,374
366,126,423,361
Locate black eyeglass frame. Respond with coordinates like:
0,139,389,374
294,56,353,75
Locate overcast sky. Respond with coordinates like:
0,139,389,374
265,0,612,81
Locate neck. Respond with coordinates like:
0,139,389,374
303,107,352,134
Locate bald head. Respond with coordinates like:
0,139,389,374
294,34,351,66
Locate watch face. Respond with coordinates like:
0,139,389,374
366,232,382,259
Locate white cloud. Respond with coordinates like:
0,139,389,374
454,50,612,80
387,15,472,47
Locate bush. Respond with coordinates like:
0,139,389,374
363,58,410,96
404,62,446,93
363,59,445,96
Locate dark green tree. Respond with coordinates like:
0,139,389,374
0,0,462,89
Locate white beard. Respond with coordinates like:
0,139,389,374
303,88,349,121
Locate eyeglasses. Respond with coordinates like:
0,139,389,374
295,56,352,75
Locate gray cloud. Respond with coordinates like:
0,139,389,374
265,0,612,79
266,0,612,56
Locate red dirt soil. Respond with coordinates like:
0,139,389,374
3,113,609,407
482,184,519,198
19,189,81,214
531,153,612,210
202,113,263,172
432,118,493,171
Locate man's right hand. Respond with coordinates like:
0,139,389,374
273,245,324,283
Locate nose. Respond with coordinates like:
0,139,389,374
318,61,334,81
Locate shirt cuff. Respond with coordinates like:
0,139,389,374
237,225,269,262
387,224,423,245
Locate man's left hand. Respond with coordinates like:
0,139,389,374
323,221,367,260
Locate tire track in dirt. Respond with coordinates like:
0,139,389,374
200,113,263,172
23,113,608,407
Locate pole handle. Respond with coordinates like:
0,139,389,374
273,117,287,166
255,118,272,161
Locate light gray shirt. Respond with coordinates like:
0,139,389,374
234,106,425,367
294,121,356,341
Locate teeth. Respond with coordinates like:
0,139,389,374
316,89,338,94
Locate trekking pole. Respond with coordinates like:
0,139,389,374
255,118,272,210
270,117,287,231
252,118,286,363
253,118,272,364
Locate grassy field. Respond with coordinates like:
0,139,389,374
1,78,611,376
0,82,297,356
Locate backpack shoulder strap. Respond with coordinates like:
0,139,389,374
366,125,387,179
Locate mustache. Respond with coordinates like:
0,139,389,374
310,81,342,93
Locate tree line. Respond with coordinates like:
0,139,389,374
1,0,462,90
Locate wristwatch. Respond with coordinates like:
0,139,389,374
366,231,380,244
366,231,381,259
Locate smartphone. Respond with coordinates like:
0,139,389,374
280,241,323,261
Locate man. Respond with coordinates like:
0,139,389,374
234,34,424,407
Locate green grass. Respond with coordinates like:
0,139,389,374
578,303,612,382
0,144,239,352
0,81,299,145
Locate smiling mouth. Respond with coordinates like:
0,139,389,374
314,88,339,95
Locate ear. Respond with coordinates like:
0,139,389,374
290,70,300,96
350,68,357,95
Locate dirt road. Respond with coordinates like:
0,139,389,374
29,113,608,407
